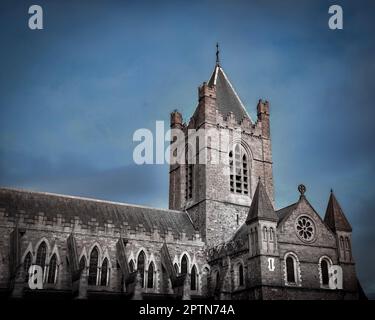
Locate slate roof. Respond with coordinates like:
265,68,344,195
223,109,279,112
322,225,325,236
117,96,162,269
324,191,352,232
208,65,252,123
276,202,298,225
246,180,278,223
0,188,197,239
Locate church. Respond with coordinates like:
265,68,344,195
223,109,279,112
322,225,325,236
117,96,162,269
0,49,362,300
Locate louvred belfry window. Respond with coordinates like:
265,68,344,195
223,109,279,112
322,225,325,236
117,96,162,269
229,144,249,195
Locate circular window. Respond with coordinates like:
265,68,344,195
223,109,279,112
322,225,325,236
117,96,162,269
295,216,315,242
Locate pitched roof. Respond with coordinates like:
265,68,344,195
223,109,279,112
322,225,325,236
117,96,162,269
246,180,277,223
324,191,352,232
0,188,198,239
276,202,298,224
208,65,252,123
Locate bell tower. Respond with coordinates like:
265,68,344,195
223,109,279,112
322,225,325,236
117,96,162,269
169,46,274,247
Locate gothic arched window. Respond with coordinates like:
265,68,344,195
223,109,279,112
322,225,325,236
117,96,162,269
100,258,108,286
47,254,57,284
321,259,329,286
191,265,197,291
88,247,99,285
129,260,135,272
79,256,86,272
239,264,244,286
147,262,154,289
181,255,188,275
173,263,179,275
185,145,193,200
36,241,47,271
24,252,32,282
137,251,146,288
229,144,249,195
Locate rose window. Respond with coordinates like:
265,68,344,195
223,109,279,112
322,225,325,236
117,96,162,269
295,216,315,242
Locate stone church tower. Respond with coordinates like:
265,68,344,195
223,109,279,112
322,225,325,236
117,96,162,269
169,50,274,247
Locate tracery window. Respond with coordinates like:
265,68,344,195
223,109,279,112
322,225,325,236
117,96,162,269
295,216,315,242
229,144,249,195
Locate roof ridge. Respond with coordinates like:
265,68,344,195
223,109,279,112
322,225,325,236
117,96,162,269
0,187,183,214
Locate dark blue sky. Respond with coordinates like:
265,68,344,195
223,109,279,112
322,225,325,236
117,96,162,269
1,0,374,295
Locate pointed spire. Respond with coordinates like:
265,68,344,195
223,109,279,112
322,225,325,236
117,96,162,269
324,190,352,232
216,42,220,66
246,179,278,224
206,56,252,123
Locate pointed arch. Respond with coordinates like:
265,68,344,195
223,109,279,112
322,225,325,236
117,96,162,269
21,243,33,262
23,251,32,282
47,254,58,284
36,241,47,269
229,143,251,195
173,263,179,274
79,247,88,266
181,254,188,275
191,265,197,291
137,250,146,288
79,255,87,271
147,261,155,289
100,258,109,286
88,246,99,285
129,259,135,272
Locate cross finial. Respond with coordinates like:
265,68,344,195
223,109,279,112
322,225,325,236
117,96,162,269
216,42,220,66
